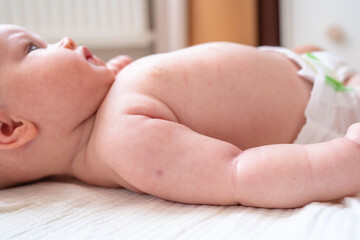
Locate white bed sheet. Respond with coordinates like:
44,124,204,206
1,177,360,240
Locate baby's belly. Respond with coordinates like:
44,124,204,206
171,80,311,149
113,43,313,149
160,49,311,149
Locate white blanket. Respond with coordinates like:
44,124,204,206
1,177,360,240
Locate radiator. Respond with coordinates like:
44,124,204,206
0,0,153,48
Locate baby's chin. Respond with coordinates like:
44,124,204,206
94,64,116,86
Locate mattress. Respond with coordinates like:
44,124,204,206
1,177,360,240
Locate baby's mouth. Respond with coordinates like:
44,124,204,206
80,46,105,66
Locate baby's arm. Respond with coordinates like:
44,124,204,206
235,127,360,208
107,104,360,208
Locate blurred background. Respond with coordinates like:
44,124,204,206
1,0,359,69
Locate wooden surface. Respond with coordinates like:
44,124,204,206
258,0,279,45
188,0,258,46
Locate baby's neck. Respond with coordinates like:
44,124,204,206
66,115,119,187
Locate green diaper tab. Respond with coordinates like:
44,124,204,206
305,52,319,61
325,75,354,92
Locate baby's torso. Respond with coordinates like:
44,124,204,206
84,42,312,189
95,42,312,150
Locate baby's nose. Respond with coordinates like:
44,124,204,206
58,37,77,50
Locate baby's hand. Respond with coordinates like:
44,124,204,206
106,55,133,76
345,123,360,146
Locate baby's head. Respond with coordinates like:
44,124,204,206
0,24,115,188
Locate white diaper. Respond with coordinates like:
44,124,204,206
259,46,360,144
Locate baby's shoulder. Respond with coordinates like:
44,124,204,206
89,93,179,181
92,91,177,147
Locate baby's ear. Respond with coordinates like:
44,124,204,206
0,112,38,150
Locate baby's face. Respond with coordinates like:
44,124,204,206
0,25,114,129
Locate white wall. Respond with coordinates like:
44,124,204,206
280,0,360,70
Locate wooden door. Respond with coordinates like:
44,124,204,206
188,0,258,46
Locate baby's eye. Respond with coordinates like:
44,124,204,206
27,42,39,53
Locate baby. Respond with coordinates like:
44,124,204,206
1,24,360,208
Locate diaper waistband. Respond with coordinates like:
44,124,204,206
259,46,360,144
258,46,357,84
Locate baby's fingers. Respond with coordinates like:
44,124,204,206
107,55,133,75
345,123,360,146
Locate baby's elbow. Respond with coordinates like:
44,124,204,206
231,151,267,207
231,148,317,208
